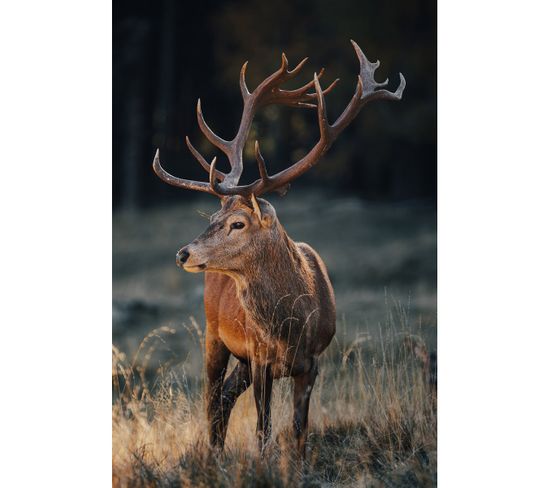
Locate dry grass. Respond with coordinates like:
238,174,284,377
112,311,436,487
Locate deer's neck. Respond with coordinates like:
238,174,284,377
232,223,314,333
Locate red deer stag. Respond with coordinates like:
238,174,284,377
152,40,405,456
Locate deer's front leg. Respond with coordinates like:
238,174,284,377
252,362,273,455
205,331,230,450
293,357,318,458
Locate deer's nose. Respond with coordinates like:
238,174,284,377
177,249,190,264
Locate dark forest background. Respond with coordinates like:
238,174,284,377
113,0,436,210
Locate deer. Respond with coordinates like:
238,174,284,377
152,40,405,457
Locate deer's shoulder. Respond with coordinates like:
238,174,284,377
295,242,329,275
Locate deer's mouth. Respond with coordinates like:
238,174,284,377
183,263,207,273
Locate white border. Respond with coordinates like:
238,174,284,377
0,1,111,486
0,0,549,486
439,0,550,485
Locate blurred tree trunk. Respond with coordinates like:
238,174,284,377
119,18,149,212
121,82,143,211
154,0,177,150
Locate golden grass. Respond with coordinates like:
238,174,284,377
112,319,436,487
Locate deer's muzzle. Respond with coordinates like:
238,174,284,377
176,246,207,273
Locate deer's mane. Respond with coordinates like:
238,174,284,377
234,222,317,339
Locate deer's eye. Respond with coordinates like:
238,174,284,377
230,221,245,230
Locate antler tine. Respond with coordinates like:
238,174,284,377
287,56,308,77
185,136,226,181
330,40,405,135
351,39,405,101
303,76,340,100
271,68,341,109
254,141,269,184
257,61,341,110
313,72,331,141
152,149,220,196
208,156,222,193
280,53,289,72
250,54,308,100
239,61,250,100
196,99,232,152
288,67,326,94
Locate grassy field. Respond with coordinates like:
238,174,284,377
113,192,436,486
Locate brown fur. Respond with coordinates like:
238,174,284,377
178,195,335,456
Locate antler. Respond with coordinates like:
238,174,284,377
152,40,405,197
152,53,337,196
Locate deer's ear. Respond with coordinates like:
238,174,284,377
250,194,263,222
251,194,272,227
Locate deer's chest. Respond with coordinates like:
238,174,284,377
205,272,314,376
218,318,279,361
218,317,309,377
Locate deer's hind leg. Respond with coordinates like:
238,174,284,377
205,331,231,450
293,357,318,458
252,362,273,455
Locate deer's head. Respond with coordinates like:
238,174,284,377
175,195,277,273
152,41,405,275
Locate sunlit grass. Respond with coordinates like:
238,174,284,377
112,312,436,487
